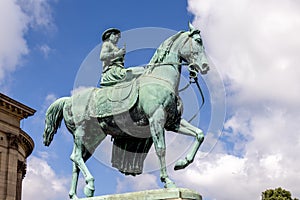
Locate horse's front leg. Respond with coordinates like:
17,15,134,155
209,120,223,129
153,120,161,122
149,106,176,188
174,118,204,170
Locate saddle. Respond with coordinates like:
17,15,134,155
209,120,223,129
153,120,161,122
69,80,136,123
107,80,135,102
70,79,139,121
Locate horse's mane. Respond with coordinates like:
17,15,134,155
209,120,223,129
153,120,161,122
149,31,184,64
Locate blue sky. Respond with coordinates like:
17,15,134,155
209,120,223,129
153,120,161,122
1,0,300,200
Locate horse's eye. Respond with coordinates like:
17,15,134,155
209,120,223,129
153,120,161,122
195,38,203,45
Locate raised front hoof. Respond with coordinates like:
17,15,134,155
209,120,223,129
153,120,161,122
84,185,95,197
174,158,189,170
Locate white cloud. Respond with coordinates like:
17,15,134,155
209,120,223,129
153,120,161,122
116,173,159,193
39,44,52,58
188,0,300,107
45,93,58,105
172,149,300,199
183,0,300,199
22,155,70,200
0,0,29,83
172,154,249,199
17,0,56,30
0,0,55,89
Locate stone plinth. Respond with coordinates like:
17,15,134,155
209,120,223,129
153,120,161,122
79,188,202,200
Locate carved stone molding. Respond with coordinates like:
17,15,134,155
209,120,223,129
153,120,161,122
19,130,34,158
6,133,19,149
17,160,27,179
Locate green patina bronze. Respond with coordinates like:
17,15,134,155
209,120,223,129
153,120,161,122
100,27,144,86
43,23,210,199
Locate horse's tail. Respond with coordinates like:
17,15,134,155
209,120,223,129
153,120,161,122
43,97,69,146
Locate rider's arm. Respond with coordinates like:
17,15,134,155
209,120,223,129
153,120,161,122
100,42,115,61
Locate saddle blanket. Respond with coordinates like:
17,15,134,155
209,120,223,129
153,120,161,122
70,79,138,123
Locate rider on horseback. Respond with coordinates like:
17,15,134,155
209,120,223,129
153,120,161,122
100,28,144,86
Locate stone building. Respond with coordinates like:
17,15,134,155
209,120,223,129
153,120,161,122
0,93,35,200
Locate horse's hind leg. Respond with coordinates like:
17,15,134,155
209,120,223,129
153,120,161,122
69,147,94,199
70,125,95,197
69,161,79,199
174,118,204,170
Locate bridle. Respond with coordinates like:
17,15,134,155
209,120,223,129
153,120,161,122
179,34,206,122
148,33,206,123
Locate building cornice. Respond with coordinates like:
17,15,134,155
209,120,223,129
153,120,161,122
0,93,36,119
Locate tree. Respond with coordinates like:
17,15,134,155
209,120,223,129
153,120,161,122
262,187,299,200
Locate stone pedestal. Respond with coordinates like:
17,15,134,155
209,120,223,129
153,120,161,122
79,188,202,200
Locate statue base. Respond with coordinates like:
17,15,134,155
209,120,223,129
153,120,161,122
79,188,202,200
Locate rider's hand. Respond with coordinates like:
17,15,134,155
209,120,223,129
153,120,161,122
117,48,126,57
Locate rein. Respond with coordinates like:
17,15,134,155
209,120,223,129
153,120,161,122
187,77,205,123
144,61,205,123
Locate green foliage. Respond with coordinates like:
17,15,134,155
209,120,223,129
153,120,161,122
262,187,299,200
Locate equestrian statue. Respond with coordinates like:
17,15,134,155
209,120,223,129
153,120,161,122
43,23,210,199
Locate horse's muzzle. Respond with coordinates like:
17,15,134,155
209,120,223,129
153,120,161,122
189,63,209,76
200,63,210,74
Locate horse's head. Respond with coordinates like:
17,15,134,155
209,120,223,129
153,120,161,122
180,23,210,78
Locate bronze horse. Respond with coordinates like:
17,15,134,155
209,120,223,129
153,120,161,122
43,24,209,199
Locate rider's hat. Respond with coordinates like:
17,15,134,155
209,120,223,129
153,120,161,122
102,28,121,41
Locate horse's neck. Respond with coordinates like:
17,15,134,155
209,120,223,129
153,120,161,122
147,39,183,91
150,55,180,77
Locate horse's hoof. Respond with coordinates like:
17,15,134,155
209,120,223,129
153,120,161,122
84,185,95,197
69,193,79,200
164,181,176,188
174,158,188,170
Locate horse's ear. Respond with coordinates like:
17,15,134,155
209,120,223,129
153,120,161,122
188,22,195,32
188,22,200,36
